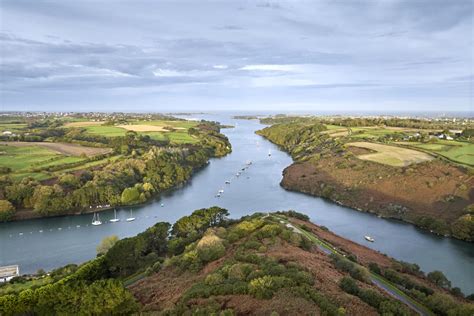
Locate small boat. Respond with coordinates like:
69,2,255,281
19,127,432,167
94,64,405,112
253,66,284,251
225,180,231,184
364,236,375,242
92,213,102,226
126,210,135,222
216,193,221,198
246,160,252,165
218,189,224,194
161,203,164,207
268,150,271,157
236,173,240,177
110,209,120,223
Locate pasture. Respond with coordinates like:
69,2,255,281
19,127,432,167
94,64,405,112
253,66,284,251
77,120,199,144
347,141,433,167
400,140,474,167
0,142,111,156
0,144,85,177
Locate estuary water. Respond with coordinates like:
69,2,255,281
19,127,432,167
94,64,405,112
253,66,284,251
0,113,473,293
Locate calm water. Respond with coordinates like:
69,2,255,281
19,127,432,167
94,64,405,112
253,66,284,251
0,114,473,293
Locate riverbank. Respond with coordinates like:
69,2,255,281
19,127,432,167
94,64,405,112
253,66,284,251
1,116,232,223
256,120,474,242
5,209,470,315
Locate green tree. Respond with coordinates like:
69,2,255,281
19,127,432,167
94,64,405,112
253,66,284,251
120,187,140,204
96,235,119,256
0,199,15,221
427,270,451,289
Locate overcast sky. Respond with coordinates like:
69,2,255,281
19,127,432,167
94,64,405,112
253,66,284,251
0,0,472,113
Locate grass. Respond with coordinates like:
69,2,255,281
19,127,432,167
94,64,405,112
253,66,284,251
0,145,82,172
400,140,474,167
0,123,28,133
348,141,433,167
81,121,198,144
83,125,128,137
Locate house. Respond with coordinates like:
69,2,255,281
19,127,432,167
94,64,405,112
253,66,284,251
0,265,19,283
2,131,12,136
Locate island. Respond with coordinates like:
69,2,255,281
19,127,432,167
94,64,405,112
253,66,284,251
256,115,474,242
1,208,472,315
0,112,231,221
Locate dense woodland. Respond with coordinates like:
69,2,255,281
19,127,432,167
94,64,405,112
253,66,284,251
0,117,231,221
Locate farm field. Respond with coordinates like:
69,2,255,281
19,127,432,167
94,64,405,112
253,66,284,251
0,123,28,133
347,141,433,167
0,142,114,180
0,141,111,156
78,120,199,144
399,140,474,166
0,144,86,178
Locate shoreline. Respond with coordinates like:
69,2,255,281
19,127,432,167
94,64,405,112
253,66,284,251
279,170,472,243
7,161,214,223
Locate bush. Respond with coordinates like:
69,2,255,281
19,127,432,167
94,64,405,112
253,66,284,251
339,276,359,295
368,262,381,274
427,270,451,289
196,233,226,263
330,254,369,282
0,199,15,221
249,276,277,299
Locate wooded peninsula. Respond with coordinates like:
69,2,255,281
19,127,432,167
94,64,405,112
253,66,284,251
0,112,231,221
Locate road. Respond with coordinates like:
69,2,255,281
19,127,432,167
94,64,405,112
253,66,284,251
274,215,433,316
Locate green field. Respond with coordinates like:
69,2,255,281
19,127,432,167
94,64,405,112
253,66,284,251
0,123,28,133
0,144,89,180
83,125,127,137
400,140,474,166
82,121,198,144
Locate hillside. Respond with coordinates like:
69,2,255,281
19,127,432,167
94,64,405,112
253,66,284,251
0,113,232,221
256,119,474,242
1,208,472,315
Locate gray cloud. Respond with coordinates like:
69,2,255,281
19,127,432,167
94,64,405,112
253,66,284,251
0,0,472,112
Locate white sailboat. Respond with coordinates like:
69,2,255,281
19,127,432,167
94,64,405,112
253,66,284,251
364,235,375,242
92,213,102,226
109,209,120,223
126,210,135,222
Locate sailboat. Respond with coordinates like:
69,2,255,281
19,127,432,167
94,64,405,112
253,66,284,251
109,209,120,223
126,210,135,222
92,213,102,226
364,235,375,242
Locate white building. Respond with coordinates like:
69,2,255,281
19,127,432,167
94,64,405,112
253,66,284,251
0,265,19,283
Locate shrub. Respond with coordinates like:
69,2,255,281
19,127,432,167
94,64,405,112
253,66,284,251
427,270,451,289
196,233,226,263
0,199,15,221
368,262,381,274
339,276,359,295
205,272,224,286
249,276,276,299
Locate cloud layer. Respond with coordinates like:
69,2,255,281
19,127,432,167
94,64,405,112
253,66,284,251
0,0,472,113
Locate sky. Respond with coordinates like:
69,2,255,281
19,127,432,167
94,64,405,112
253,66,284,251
0,0,473,113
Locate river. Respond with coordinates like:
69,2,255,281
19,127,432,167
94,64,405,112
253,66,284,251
0,113,473,294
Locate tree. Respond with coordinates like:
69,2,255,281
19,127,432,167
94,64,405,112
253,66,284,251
0,200,15,221
427,270,451,289
120,187,140,204
96,235,119,256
